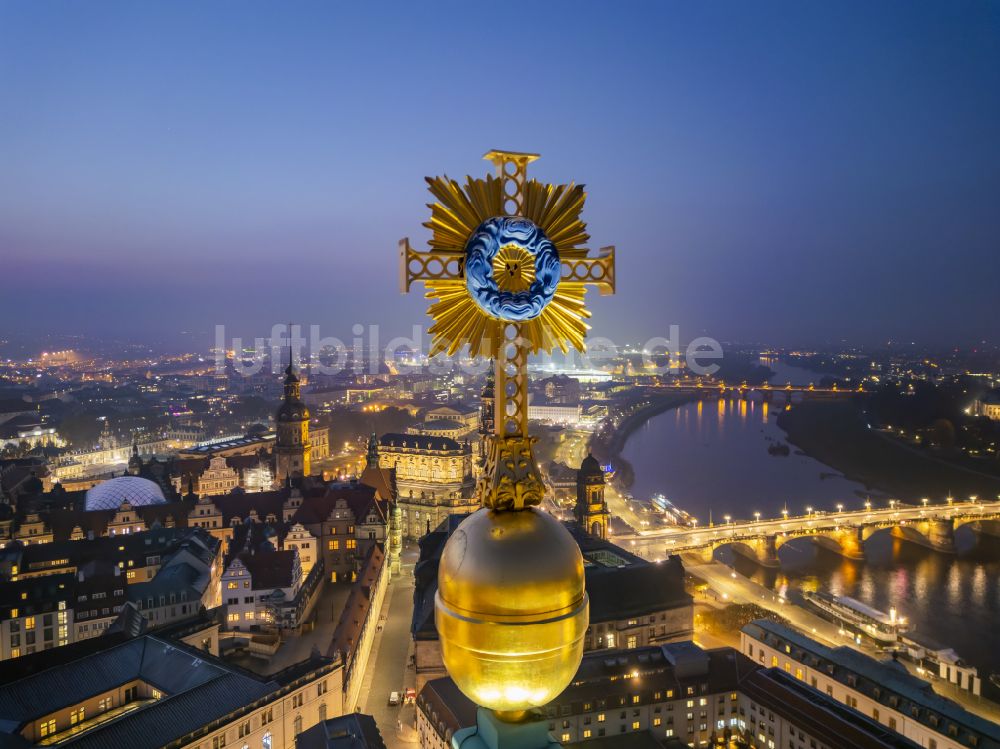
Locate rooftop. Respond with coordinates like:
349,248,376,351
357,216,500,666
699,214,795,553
743,619,1000,747
296,714,387,749
0,635,283,749
379,432,464,452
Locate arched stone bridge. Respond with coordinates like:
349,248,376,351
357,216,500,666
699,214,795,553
619,501,1000,567
654,380,862,403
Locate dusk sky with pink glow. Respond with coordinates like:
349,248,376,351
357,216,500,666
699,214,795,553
2,1,998,348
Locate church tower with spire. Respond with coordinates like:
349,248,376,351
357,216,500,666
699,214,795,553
365,431,380,471
478,360,495,466
274,349,311,485
575,453,610,539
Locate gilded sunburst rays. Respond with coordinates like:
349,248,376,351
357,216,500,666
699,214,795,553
421,174,593,357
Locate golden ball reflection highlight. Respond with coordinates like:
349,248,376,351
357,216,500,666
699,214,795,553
434,507,589,714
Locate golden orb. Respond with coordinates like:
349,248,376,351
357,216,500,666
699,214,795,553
435,507,589,715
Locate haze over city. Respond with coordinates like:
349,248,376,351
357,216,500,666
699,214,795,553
2,1,998,349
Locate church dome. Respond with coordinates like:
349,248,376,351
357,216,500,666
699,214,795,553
85,476,167,512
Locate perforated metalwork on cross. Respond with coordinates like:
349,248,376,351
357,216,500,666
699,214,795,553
399,150,617,510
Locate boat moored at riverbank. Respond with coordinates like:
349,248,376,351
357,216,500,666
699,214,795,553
651,493,695,526
803,590,907,645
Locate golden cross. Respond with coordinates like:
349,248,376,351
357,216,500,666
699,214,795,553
399,150,617,510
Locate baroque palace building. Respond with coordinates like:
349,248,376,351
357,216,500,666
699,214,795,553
373,433,476,539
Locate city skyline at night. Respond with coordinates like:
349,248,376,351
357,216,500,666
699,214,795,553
2,5,1000,749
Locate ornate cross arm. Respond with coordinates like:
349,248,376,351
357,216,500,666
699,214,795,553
401,238,615,297
562,246,616,296
399,238,464,293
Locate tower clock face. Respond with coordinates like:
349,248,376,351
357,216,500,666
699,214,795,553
464,216,560,322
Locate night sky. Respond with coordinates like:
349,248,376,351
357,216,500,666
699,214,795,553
2,1,998,349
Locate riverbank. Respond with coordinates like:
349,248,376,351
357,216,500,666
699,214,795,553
589,392,695,490
777,400,1000,502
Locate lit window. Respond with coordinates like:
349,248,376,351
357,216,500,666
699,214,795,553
40,719,56,737
24,617,35,631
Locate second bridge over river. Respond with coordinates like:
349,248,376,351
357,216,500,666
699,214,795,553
617,499,1000,567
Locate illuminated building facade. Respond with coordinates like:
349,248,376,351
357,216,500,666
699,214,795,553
377,433,476,539
527,401,583,425
329,544,389,711
977,391,1000,421
221,549,304,630
741,619,1000,749
424,404,480,432
0,527,222,661
417,642,928,749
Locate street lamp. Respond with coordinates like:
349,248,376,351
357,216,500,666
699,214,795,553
890,500,897,510
806,506,813,517
724,514,732,526
754,511,761,523
921,498,928,508
836,503,843,513
947,496,953,505
781,509,789,521
864,499,872,511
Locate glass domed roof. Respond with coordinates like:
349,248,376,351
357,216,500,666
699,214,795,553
85,476,167,512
